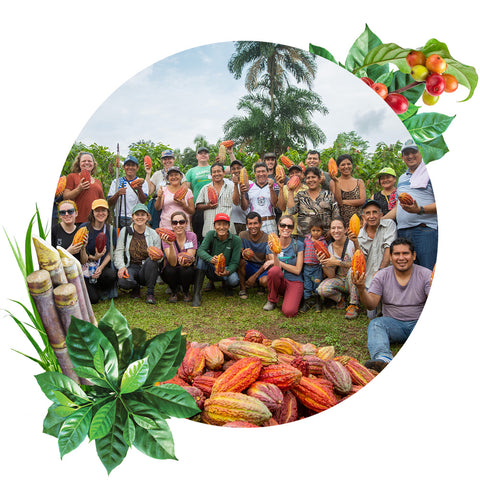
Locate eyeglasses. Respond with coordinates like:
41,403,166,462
171,219,186,225
59,209,75,216
279,223,294,229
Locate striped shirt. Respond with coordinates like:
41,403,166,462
303,234,327,265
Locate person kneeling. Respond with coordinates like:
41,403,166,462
192,213,241,307
351,237,432,372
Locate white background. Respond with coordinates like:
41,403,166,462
1,1,478,479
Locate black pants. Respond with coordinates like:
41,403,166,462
161,263,195,294
85,267,116,304
117,259,159,295
191,210,204,245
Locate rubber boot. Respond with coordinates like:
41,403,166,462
314,293,322,313
222,280,234,297
191,270,206,308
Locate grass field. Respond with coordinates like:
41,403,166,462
91,281,402,364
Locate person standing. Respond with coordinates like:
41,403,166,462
304,149,331,190
148,149,186,196
372,167,397,216
229,159,251,234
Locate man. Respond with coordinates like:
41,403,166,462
264,152,282,222
356,199,397,318
237,212,269,299
107,155,149,227
148,149,185,196
195,162,236,238
192,213,242,307
385,139,437,270
351,238,432,372
185,146,212,244
245,162,278,234
305,149,330,190
229,158,251,234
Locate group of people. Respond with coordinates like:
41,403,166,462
52,138,437,371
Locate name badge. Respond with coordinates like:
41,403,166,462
184,241,193,249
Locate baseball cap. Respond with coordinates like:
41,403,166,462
91,199,109,210
230,159,243,168
263,152,276,159
401,139,419,154
377,167,396,177
124,155,138,165
161,149,175,159
288,164,302,173
166,166,182,176
197,146,209,154
363,199,382,210
132,203,149,215
214,213,230,223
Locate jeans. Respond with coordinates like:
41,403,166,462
367,316,417,362
398,225,437,271
196,258,239,287
303,264,323,299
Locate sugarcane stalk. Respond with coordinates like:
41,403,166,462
27,269,79,383
32,235,67,286
53,283,83,334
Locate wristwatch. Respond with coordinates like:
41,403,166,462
418,206,425,215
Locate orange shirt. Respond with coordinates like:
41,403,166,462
65,173,105,223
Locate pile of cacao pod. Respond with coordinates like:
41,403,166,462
155,330,378,427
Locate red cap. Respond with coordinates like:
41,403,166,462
214,213,230,223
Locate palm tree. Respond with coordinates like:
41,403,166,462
228,41,318,114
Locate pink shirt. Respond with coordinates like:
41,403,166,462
159,186,193,230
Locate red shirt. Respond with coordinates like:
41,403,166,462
65,173,104,223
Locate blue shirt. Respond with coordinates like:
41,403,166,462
267,238,304,282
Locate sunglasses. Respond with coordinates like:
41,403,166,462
59,209,75,216
171,219,186,225
279,223,294,229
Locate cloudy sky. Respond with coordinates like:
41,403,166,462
77,41,408,156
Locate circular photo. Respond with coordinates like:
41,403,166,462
47,40,437,429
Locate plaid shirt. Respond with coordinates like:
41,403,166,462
303,234,327,265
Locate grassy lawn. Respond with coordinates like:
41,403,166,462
91,282,401,364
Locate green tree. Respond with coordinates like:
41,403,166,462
228,41,318,114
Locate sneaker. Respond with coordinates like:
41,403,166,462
146,294,156,305
130,287,141,299
336,297,346,309
238,289,248,300
183,292,192,303
299,297,314,313
168,293,178,303
345,304,359,319
204,280,215,292
263,301,277,311
364,359,389,373
257,286,266,295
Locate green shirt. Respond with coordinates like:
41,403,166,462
197,230,242,274
185,165,211,202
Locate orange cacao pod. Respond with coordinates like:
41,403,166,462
218,144,227,162
211,356,262,395
215,253,226,276
275,164,285,181
279,155,293,169
72,226,88,246
156,227,176,242
242,248,254,261
246,381,284,413
313,240,330,258
223,421,259,428
398,192,414,205
299,161,306,172
328,158,338,177
239,167,249,187
173,183,188,201
147,246,164,261
257,363,302,390
144,155,152,169
322,360,352,395
286,175,301,190
243,329,266,344
220,140,234,148
55,176,67,197
154,375,189,387
179,346,205,383
268,232,282,254
192,373,219,397
271,337,303,356
203,344,224,371
335,356,375,386
227,340,278,365
79,169,91,183
316,345,335,361
349,213,361,236
217,337,244,359
178,252,194,265
352,249,366,276
273,390,298,424
129,178,144,189
94,232,107,253
291,376,338,413
207,185,218,204
202,392,272,426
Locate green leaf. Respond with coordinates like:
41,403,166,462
95,404,129,474
54,405,78,417
53,390,78,407
418,135,449,163
93,346,106,374
123,416,136,447
120,357,150,394
308,43,337,64
66,317,118,385
144,326,185,385
99,300,132,347
43,404,67,438
133,418,177,460
398,102,420,122
361,42,411,74
73,366,111,389
403,112,455,143
35,371,90,404
144,384,201,418
89,400,117,440
58,406,93,458
389,71,425,104
132,414,158,429
124,397,169,423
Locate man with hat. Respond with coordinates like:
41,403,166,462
230,158,252,234
372,167,397,216
148,149,186,196
192,212,242,306
355,198,397,318
385,139,437,270
107,155,149,227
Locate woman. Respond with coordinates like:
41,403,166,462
329,154,366,226
79,199,117,304
262,215,304,318
160,211,198,303
316,217,360,319
113,203,162,305
63,151,105,224
51,200,83,260
155,166,194,230
286,166,339,238
371,167,397,216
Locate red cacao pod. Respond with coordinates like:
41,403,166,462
215,253,226,276
273,390,298,424
279,155,293,169
178,252,194,265
144,155,152,169
182,385,205,409
322,360,352,395
79,169,91,183
257,363,302,390
156,227,176,242
398,192,414,206
56,176,67,197
243,329,266,344
328,158,338,177
313,240,330,258
147,246,164,261
246,381,284,413
202,344,224,371
211,356,263,395
291,376,338,413
242,248,255,261
286,175,301,190
352,249,366,277
207,185,218,204
179,346,205,383
94,232,107,253
129,178,144,189
220,140,234,148
173,183,188,201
